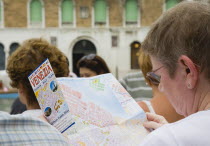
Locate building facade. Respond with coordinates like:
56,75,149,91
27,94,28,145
0,0,190,79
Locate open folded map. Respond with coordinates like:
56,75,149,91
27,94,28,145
57,73,149,145
28,59,149,145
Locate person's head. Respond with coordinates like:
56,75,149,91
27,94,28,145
7,38,69,109
142,2,210,116
77,54,110,77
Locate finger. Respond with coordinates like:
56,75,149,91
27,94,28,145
146,113,168,124
146,112,160,121
143,121,162,130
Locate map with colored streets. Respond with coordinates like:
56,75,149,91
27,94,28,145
57,73,149,145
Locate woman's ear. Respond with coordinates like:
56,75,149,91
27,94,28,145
179,55,199,89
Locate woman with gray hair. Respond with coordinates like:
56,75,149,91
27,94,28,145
140,1,210,145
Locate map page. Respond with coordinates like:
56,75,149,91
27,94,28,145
57,73,149,145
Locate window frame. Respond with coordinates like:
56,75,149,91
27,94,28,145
124,0,140,27
93,0,109,27
28,0,45,28
60,0,75,28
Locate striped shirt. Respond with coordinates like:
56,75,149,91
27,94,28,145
0,111,68,146
119,71,152,99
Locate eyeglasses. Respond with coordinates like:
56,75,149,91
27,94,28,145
146,66,164,85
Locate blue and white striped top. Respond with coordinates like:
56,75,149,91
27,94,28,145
0,111,68,146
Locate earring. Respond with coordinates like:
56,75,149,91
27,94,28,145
187,83,191,89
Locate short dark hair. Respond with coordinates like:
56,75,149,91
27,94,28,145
142,2,210,79
77,54,110,75
7,38,69,107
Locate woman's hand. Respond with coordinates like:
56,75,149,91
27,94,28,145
143,113,168,130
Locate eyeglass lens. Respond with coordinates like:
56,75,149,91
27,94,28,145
146,72,160,85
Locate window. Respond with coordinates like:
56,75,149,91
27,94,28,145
0,43,5,70
50,36,57,46
61,0,73,25
30,0,42,26
125,0,138,25
166,0,179,10
9,43,19,56
80,6,89,18
111,36,118,47
94,0,106,24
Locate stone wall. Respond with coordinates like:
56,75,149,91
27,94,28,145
3,0,165,28
44,0,60,27
141,0,164,26
4,0,27,27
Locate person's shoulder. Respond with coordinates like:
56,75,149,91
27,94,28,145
22,109,42,117
141,110,210,146
171,110,210,126
168,110,210,132
0,111,68,145
0,111,10,117
141,111,210,146
140,124,177,146
0,111,51,131
167,110,210,145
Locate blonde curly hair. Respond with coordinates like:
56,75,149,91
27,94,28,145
138,49,153,86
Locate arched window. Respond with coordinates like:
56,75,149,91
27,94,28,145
94,0,106,24
9,43,19,56
61,0,73,25
125,0,138,24
166,0,179,10
0,43,5,70
30,0,42,24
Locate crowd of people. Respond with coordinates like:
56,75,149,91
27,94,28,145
0,1,210,145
